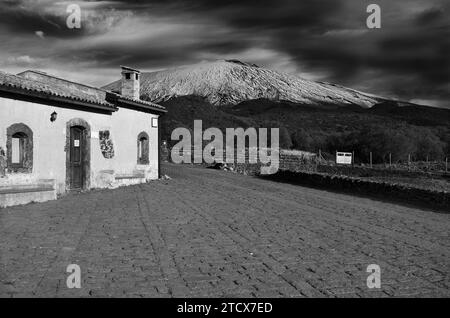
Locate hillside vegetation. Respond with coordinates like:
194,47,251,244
159,96,450,163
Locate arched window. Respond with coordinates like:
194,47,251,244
137,132,149,164
6,123,33,173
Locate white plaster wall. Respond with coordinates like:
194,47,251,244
0,96,159,193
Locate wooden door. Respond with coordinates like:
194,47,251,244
69,126,85,189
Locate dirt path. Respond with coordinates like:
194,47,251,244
1,163,449,297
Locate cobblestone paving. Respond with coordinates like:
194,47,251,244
1,163,449,297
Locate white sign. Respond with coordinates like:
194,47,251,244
336,152,352,164
74,140,80,147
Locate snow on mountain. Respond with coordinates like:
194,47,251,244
103,60,383,108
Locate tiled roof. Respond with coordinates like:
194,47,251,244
0,70,116,109
0,70,166,113
115,94,167,111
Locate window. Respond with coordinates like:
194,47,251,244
11,133,26,164
135,73,139,80
6,123,33,173
137,132,149,164
125,73,131,80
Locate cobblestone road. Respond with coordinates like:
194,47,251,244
1,163,449,297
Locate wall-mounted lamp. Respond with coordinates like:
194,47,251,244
50,111,57,122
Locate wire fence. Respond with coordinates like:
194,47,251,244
317,150,448,174
161,145,449,175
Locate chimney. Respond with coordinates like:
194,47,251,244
120,66,140,100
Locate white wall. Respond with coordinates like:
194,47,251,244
0,96,159,193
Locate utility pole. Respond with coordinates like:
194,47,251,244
370,152,372,168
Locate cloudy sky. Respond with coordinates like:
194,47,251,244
0,0,448,107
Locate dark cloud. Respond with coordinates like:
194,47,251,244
0,1,85,38
0,0,448,107
415,7,446,25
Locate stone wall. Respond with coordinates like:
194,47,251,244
262,170,449,212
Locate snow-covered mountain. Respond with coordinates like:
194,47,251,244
103,60,384,108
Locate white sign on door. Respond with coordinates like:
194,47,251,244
74,140,80,147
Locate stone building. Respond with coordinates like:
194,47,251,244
0,66,166,207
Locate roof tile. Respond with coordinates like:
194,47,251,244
0,70,166,113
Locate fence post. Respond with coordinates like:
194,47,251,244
370,152,372,168
389,153,392,168
352,151,355,167
446,157,448,173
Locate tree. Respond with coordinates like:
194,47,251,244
413,130,445,160
291,130,307,150
279,127,293,149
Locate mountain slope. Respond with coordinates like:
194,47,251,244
157,95,449,161
103,60,383,108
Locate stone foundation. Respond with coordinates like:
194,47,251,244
0,164,158,208
0,179,57,208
